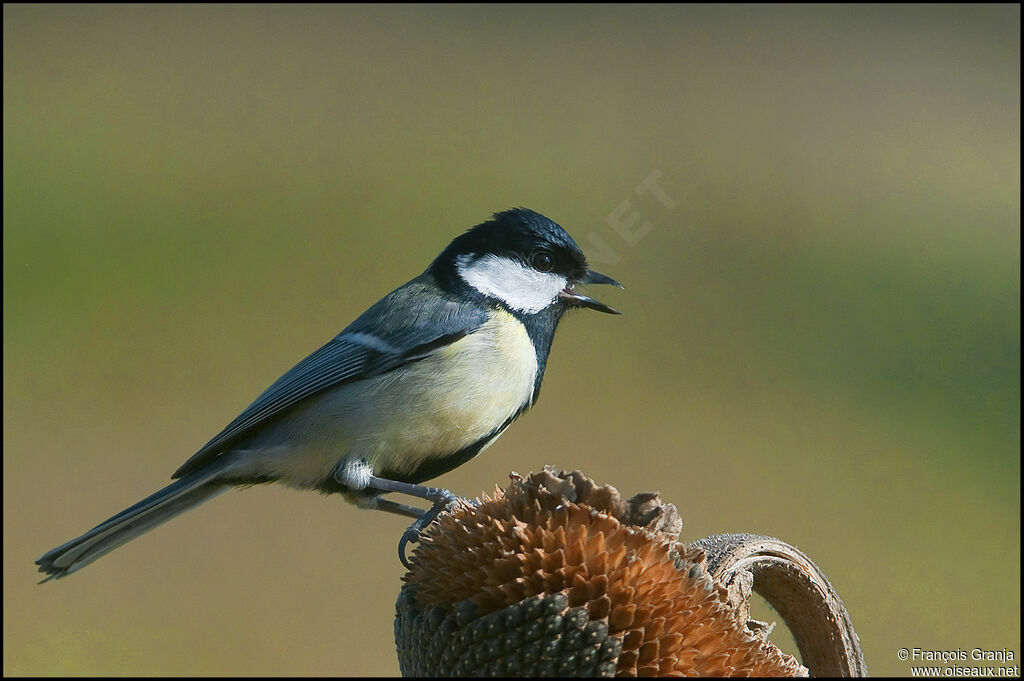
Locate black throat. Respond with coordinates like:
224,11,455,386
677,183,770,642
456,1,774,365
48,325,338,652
509,303,565,401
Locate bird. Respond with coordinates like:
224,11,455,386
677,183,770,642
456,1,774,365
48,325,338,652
36,207,622,580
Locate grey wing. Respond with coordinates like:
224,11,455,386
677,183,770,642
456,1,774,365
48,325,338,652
172,275,488,478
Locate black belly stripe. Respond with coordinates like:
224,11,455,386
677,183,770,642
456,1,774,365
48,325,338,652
376,400,530,485
317,400,531,495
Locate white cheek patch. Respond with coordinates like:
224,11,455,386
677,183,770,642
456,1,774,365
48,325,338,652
456,253,567,313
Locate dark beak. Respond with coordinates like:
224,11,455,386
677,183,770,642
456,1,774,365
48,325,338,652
558,269,624,314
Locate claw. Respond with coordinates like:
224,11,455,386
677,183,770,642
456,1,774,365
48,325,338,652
398,526,421,569
397,492,468,568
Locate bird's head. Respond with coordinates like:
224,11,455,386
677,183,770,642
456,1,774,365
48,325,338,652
431,208,623,316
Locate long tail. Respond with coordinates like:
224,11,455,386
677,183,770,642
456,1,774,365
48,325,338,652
36,467,229,581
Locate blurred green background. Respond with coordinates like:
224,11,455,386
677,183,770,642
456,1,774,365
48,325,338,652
4,4,1019,676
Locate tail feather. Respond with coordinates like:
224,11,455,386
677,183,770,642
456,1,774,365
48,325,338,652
36,468,228,581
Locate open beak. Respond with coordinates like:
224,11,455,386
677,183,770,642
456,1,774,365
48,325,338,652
558,269,624,314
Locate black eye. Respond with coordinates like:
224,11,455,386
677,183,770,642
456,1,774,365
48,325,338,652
531,251,554,272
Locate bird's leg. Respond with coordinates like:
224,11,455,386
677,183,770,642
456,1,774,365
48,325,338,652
364,476,464,568
333,459,467,567
360,496,427,520
334,458,459,506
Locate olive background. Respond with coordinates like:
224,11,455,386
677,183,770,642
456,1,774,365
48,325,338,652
4,5,1019,676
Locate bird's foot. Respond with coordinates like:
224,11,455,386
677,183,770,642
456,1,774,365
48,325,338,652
332,461,477,568
398,491,468,569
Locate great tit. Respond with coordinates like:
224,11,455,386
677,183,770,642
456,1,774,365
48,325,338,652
36,207,622,580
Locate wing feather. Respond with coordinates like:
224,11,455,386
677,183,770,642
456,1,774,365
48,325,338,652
172,275,487,478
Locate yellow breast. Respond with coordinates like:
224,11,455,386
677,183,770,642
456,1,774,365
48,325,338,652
359,309,538,474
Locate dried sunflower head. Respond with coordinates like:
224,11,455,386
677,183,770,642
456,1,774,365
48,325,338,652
396,468,807,677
